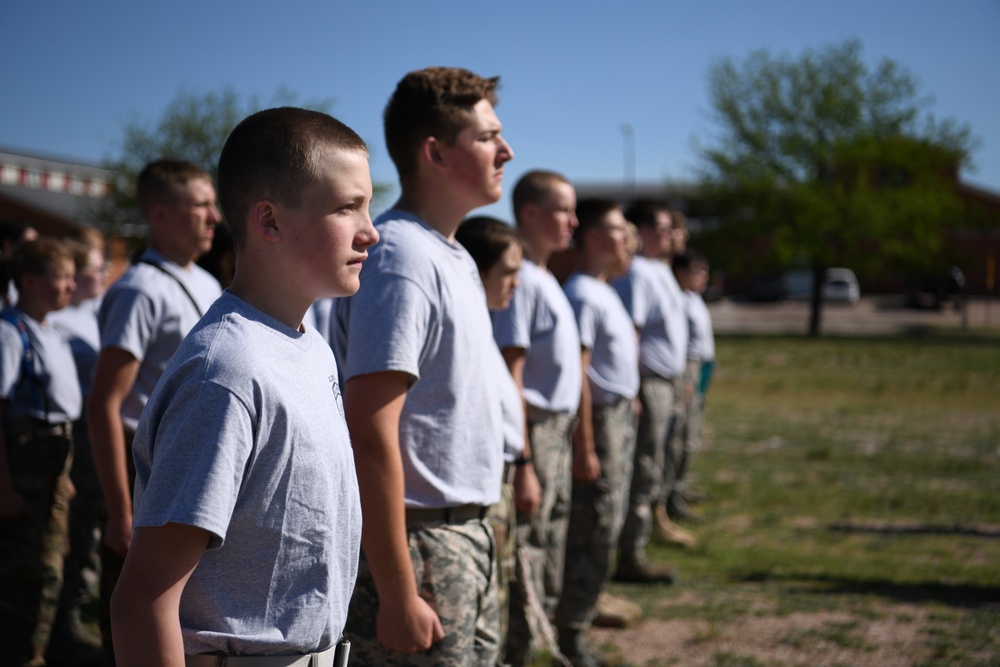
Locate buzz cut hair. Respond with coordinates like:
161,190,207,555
217,107,368,249
573,198,622,250
511,170,571,225
136,160,213,217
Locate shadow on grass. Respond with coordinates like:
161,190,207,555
829,520,1000,538
734,572,1000,609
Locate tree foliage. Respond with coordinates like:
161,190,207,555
697,39,977,334
92,86,336,235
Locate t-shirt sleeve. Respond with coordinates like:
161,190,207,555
0,322,23,399
492,283,532,350
98,286,157,362
133,380,254,549
342,272,432,382
570,298,598,351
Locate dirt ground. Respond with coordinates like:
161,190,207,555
589,598,958,666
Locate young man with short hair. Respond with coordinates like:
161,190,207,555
111,107,377,665
557,199,640,666
492,169,584,666
611,200,693,582
89,159,222,663
333,67,514,666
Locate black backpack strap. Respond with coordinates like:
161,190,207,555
137,259,204,318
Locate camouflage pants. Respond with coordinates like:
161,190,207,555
0,424,73,667
618,375,674,566
344,517,499,666
662,368,693,506
486,477,515,655
670,359,706,501
556,397,634,632
506,410,574,666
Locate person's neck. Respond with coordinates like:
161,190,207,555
395,187,470,242
16,301,48,325
148,240,194,269
227,266,312,332
577,254,609,283
521,238,552,270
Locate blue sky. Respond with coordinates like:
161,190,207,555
2,0,998,220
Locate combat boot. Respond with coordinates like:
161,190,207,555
558,628,601,667
653,503,698,547
593,592,642,628
613,556,678,584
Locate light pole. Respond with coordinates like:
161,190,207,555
620,123,635,203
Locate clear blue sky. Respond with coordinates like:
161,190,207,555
2,0,998,220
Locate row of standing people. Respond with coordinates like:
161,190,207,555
0,64,714,667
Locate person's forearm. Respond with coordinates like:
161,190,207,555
88,398,132,522
111,593,186,667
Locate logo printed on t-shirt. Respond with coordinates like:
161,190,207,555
330,375,344,418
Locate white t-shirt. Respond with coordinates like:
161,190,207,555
333,210,503,508
0,307,82,423
491,260,582,415
98,248,221,430
132,291,361,655
48,296,102,398
685,290,715,362
563,272,640,406
611,256,688,379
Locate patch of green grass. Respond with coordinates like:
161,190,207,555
619,335,1000,664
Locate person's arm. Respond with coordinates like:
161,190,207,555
571,348,600,483
0,399,29,518
88,347,140,556
501,347,542,517
111,522,211,666
343,370,444,654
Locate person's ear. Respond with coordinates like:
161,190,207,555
422,137,446,170
249,200,281,243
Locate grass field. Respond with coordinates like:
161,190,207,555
587,335,1000,666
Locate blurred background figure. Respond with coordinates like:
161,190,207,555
456,214,527,660
47,227,109,665
0,238,82,667
1,219,40,308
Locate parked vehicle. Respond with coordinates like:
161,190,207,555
823,267,860,303
903,266,965,309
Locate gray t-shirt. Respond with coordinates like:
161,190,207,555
685,291,715,362
334,210,503,508
0,307,82,423
132,291,361,655
48,296,102,398
611,256,688,379
491,259,582,415
98,247,221,430
563,273,640,406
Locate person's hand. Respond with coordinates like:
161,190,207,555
376,592,445,653
513,464,541,517
0,487,30,519
572,449,600,484
103,510,132,557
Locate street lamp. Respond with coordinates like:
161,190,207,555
620,123,635,203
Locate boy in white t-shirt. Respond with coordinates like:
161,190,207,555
111,107,378,666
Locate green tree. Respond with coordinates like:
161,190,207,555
698,39,976,335
92,86,389,236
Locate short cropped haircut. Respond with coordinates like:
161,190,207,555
511,170,571,224
384,67,500,185
673,250,707,272
573,198,622,250
136,160,213,217
7,237,73,289
217,107,368,249
624,199,671,229
456,216,522,275
0,219,37,252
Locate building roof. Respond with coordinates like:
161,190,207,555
0,146,116,229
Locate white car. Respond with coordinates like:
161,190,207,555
823,267,860,303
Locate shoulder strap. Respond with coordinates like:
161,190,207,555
137,259,204,318
0,309,50,419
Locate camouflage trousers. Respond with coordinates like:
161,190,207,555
669,359,706,502
344,517,499,666
0,422,73,667
556,397,635,632
618,375,675,566
486,477,516,655
506,409,575,666
662,366,694,507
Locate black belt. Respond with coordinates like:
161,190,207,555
4,418,72,444
405,504,488,524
